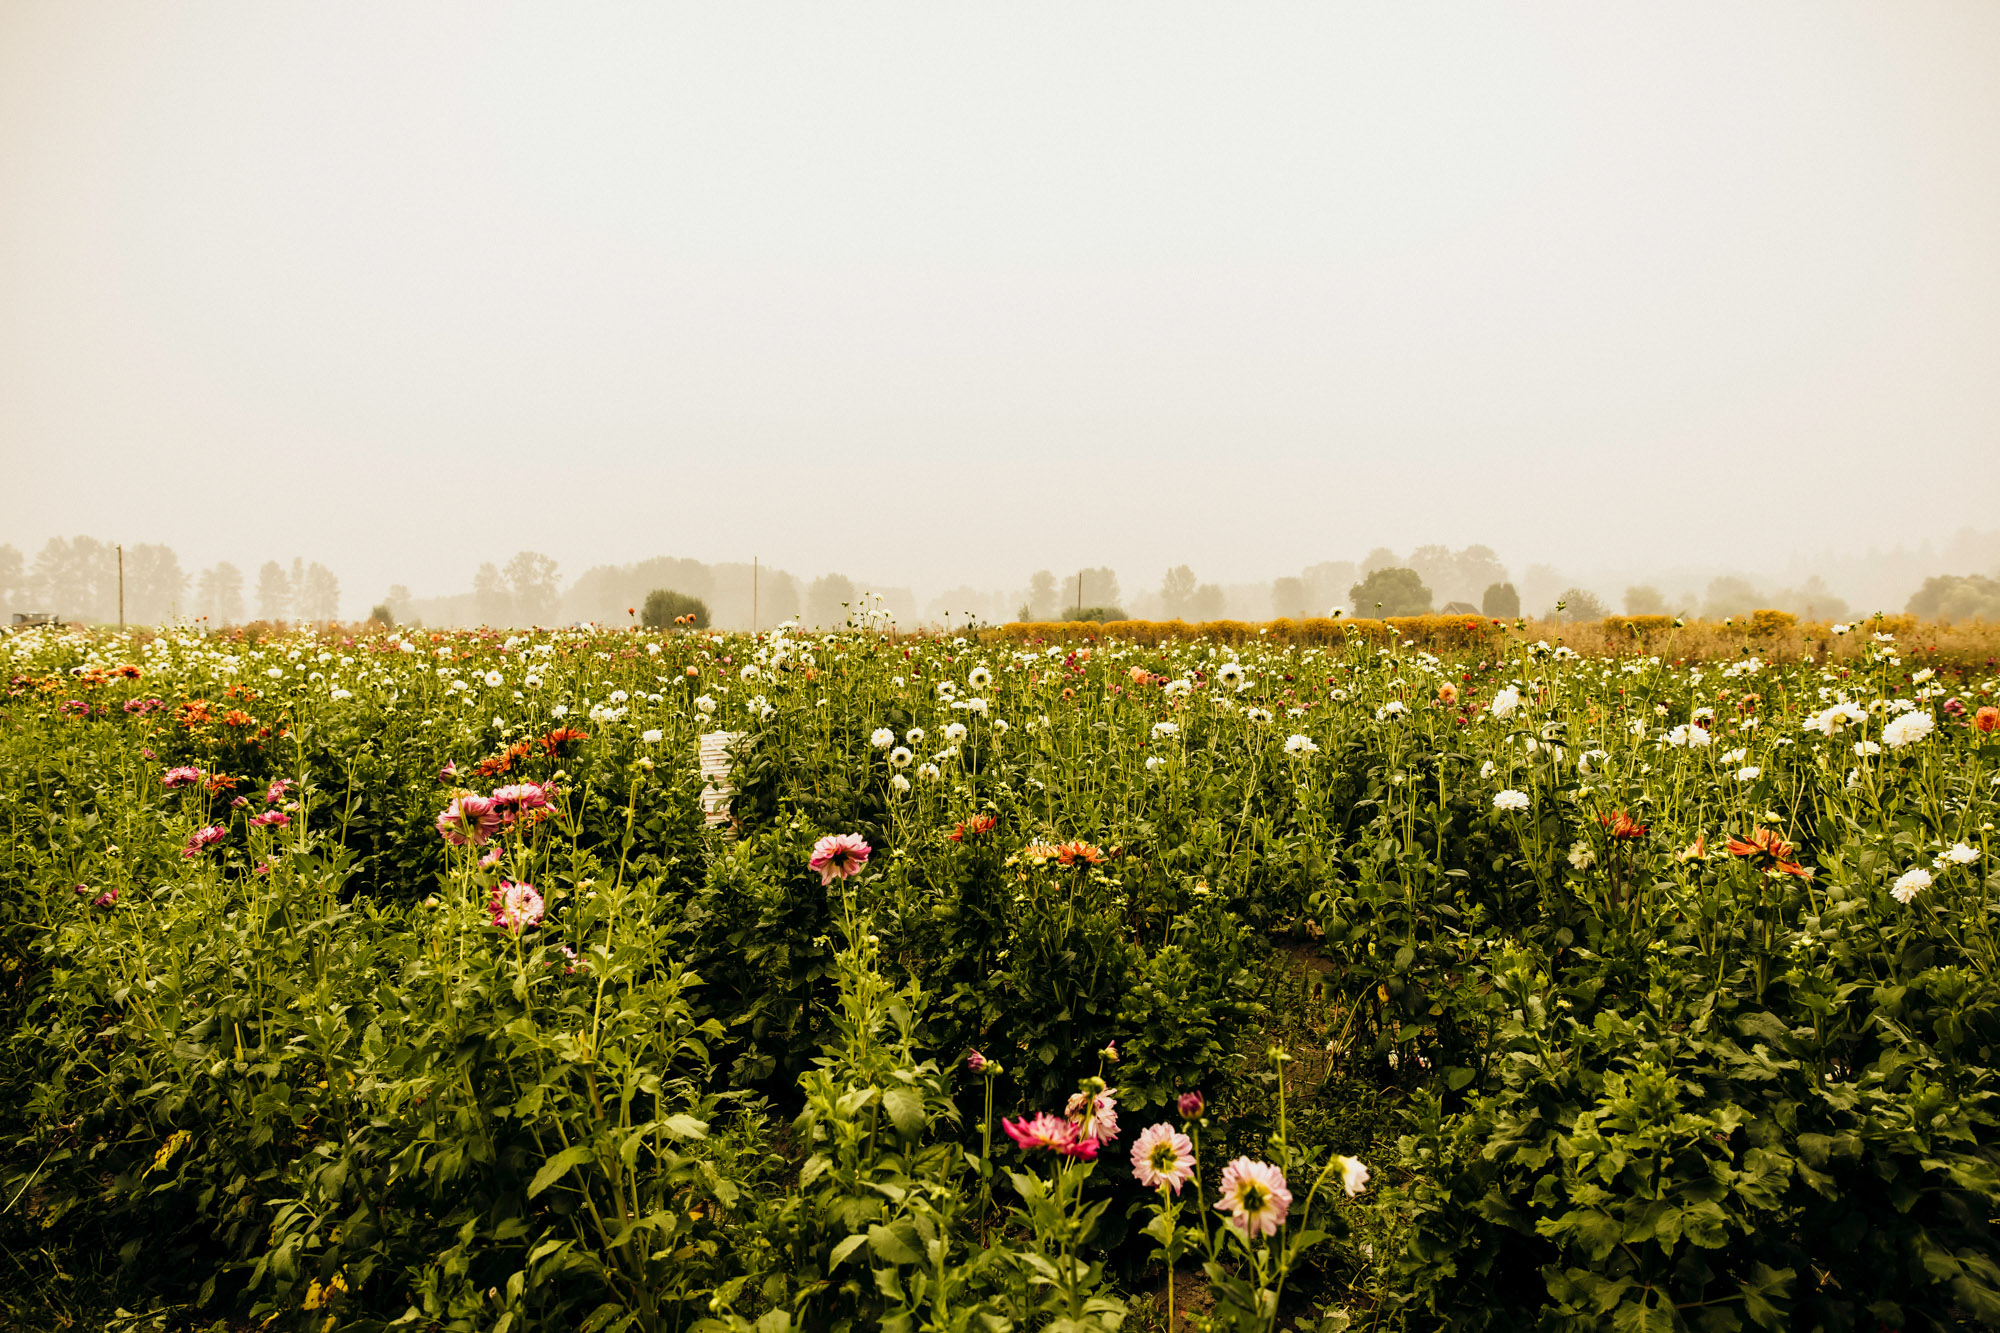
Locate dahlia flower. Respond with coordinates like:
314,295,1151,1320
1003,1112,1097,1160
1891,867,1932,904
437,795,502,846
1130,1123,1196,1194
1883,711,1934,750
489,880,545,932
809,832,871,885
490,783,550,822
1177,1090,1205,1118
1215,1157,1291,1237
181,825,226,858
1493,790,1530,812
1336,1154,1370,1196
161,766,205,789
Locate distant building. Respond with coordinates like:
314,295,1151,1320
1440,601,1479,615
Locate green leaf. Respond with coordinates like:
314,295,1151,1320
828,1233,869,1271
882,1087,925,1140
527,1144,596,1199
868,1222,922,1266
660,1114,709,1140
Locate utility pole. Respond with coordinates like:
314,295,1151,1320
118,545,125,628
1076,570,1083,620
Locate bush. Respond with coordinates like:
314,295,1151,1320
642,588,711,629
1553,587,1608,623
1067,605,1127,623
1481,581,1520,618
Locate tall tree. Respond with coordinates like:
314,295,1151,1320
1073,567,1120,613
1160,565,1197,619
1270,576,1308,619
473,563,513,626
299,563,340,621
807,573,856,628
504,551,561,624
32,537,117,621
1350,567,1433,617
1027,570,1058,621
0,543,23,613
198,563,246,624
126,544,188,623
1302,561,1358,616
257,561,293,621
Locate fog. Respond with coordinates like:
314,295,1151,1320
4,4,1999,624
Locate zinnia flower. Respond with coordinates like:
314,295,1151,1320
1003,1112,1096,1160
180,825,227,858
1976,705,1999,734
488,880,545,932
490,783,550,821
1724,827,1812,878
809,832,871,885
249,811,289,828
1436,682,1458,706
870,727,895,748
161,766,205,789
1130,1123,1196,1194
1215,1158,1292,1237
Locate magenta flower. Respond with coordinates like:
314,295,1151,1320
808,832,872,886
1215,1158,1292,1238
180,825,226,859
479,846,503,868
1002,1112,1098,1160
72,883,90,896
1102,1040,1120,1062
488,880,546,933
91,889,118,909
230,796,249,809
161,766,205,789
490,783,551,822
437,795,502,846
966,1049,988,1072
265,779,293,804
249,810,289,828
1065,1086,1121,1145
1177,1090,1205,1119
1130,1123,1196,1194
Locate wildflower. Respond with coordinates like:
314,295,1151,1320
1437,682,1458,705
1130,1123,1197,1194
889,773,910,792
161,766,205,788
1677,834,1707,863
1600,811,1647,839
870,727,895,748
906,727,927,745
1491,686,1520,719
181,825,227,858
92,889,118,909
968,666,992,689
480,846,502,868
265,779,292,804
1216,661,1245,687
1246,707,1273,724
1736,766,1761,781
1977,706,1999,734
437,795,502,846
484,670,504,688
1054,841,1108,867
1375,701,1407,721
1284,733,1318,756
1725,827,1812,878
1663,725,1712,749
1177,1090,1205,1119
1853,740,1882,757
1152,721,1179,740
1215,1158,1292,1238
944,721,968,743
1145,755,1165,771
490,783,551,822
489,880,545,932
1479,759,1496,778
889,745,913,769
1493,790,1530,812
1066,1085,1121,1144
1890,867,1932,905
249,811,289,828
1103,1041,1120,1062
1941,842,1980,866
917,762,942,781
694,694,717,715
1882,711,1934,749
1336,1155,1370,1196
438,761,458,781
808,832,871,885
1722,748,1748,764
948,814,997,841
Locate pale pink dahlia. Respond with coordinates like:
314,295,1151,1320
1003,1112,1098,1161
809,832,871,885
161,766,205,789
1065,1086,1121,1144
1130,1123,1196,1194
437,795,502,846
180,825,227,859
1215,1157,1291,1238
488,880,545,933
249,810,289,828
489,783,550,822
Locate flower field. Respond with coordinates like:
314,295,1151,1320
2,620,1998,1332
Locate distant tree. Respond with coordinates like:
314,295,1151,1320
386,585,414,623
1453,546,1509,605
1070,605,1128,624
473,563,513,626
1700,576,1759,621
32,537,117,621
1160,565,1198,619
1624,585,1666,615
1482,582,1520,618
1776,575,1848,622
197,563,245,624
299,563,340,622
0,543,22,613
1027,570,1059,621
642,589,710,629
369,603,395,626
1302,561,1358,616
1270,576,1309,619
256,561,293,621
126,543,188,623
1360,547,1402,577
1191,584,1226,621
1907,574,2000,622
808,573,856,628
1068,567,1120,614
504,551,561,624
1351,567,1432,617
1555,587,1608,622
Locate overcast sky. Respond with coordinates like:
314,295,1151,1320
3,2,1997,609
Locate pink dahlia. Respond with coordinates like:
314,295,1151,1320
1065,1086,1121,1144
249,810,289,828
437,795,502,846
1130,1123,1196,1194
1003,1112,1098,1160
490,783,551,822
1177,1090,1205,1119
161,766,205,789
265,779,293,804
488,880,545,933
180,825,226,859
809,832,871,886
1215,1158,1291,1238
966,1049,988,1072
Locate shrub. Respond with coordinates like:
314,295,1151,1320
642,588,711,629
1350,567,1433,617
1481,581,1520,618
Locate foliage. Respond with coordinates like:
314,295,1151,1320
1350,567,1433,618
641,589,712,630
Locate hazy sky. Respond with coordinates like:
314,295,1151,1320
3,3,1997,610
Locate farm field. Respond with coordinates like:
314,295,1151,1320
2,618,1997,1333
